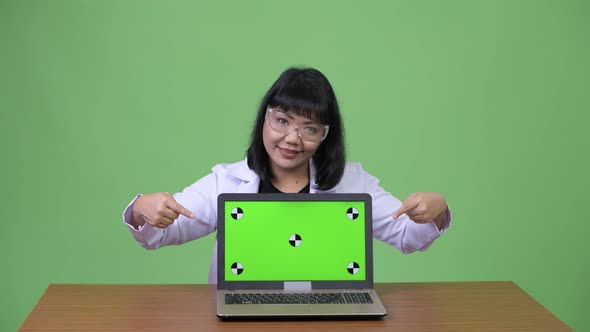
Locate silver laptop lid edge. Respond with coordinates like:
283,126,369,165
217,193,374,291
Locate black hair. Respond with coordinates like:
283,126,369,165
246,67,346,191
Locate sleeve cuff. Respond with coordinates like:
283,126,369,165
437,207,452,234
123,194,143,232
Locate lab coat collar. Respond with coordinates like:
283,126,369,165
226,159,258,182
225,159,259,193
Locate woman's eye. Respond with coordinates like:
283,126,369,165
304,127,318,135
277,118,288,126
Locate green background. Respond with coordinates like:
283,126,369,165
224,201,366,281
1,0,588,330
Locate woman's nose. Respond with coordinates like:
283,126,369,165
283,128,302,143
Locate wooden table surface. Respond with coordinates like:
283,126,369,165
19,282,572,331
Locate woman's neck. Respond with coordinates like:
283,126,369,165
270,164,310,193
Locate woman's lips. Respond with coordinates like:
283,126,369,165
278,146,301,159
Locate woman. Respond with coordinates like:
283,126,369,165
123,67,450,283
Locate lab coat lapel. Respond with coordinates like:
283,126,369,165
237,180,260,193
228,160,260,193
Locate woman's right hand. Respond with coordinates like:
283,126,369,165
131,192,195,229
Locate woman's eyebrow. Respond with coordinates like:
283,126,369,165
302,119,320,125
285,112,321,125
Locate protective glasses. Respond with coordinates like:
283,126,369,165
266,107,330,143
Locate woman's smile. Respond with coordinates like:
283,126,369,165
277,146,303,159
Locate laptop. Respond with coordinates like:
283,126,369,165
216,193,387,318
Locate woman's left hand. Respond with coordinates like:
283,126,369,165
392,192,448,228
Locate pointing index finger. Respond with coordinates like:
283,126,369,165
392,205,407,220
167,201,195,219
392,200,419,220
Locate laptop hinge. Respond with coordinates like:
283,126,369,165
284,282,312,292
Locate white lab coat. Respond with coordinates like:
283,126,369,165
123,159,450,283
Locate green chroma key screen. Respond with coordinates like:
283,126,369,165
224,200,366,281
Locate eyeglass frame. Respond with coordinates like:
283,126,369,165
265,107,330,142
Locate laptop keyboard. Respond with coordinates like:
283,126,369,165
225,292,373,305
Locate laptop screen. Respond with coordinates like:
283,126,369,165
221,196,369,282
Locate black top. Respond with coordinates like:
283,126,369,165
258,180,310,193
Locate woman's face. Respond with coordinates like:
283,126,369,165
262,108,324,176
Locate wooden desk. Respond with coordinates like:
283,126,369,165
19,282,571,331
